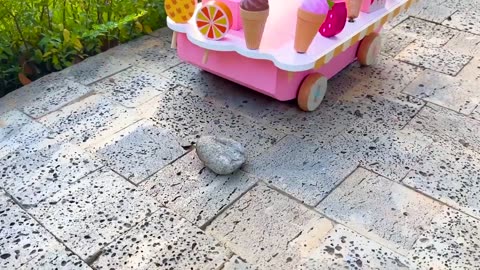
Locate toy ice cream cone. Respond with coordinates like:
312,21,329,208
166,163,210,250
295,0,329,53
346,0,362,22
240,0,269,50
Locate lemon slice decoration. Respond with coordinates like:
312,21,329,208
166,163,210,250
196,1,233,40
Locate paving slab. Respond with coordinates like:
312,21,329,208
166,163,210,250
0,192,88,269
149,27,174,41
243,135,358,206
89,119,185,184
142,87,283,157
404,0,456,23
444,31,480,57
407,104,480,153
318,168,443,255
18,244,91,270
92,208,230,270
29,168,160,260
409,207,480,269
458,57,480,82
223,256,258,270
382,31,416,57
131,44,181,75
5,73,92,119
327,126,432,182
60,54,130,85
403,69,480,114
396,42,472,76
389,17,456,47
142,151,257,227
91,67,176,108
207,184,335,270
0,110,57,159
39,94,142,148
162,63,277,118
299,225,412,269
1,141,102,206
443,10,480,35
404,139,480,219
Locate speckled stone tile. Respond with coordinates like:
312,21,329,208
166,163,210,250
407,104,480,153
39,94,142,148
29,168,160,260
443,10,480,35
244,135,358,206
207,184,335,270
18,244,91,270
2,72,92,119
396,42,472,76
0,141,102,206
89,119,184,184
404,69,480,114
382,31,416,57
389,17,455,47
223,256,259,270
93,208,230,270
404,0,456,23
91,67,176,108
130,44,180,75
141,151,257,226
0,110,57,159
318,168,443,255
149,27,174,40
409,207,480,269
327,126,432,182
162,63,277,118
142,87,283,157
444,31,480,57
0,192,89,269
458,57,480,82
404,139,480,219
299,225,412,269
60,54,130,85
106,34,170,64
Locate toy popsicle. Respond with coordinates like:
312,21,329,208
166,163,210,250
164,0,196,48
240,0,269,50
295,0,329,53
346,0,362,22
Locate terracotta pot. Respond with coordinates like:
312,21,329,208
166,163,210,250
18,73,32,86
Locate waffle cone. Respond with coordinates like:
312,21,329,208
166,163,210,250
240,8,269,50
295,9,326,53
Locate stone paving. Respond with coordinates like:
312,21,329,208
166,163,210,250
1,1,480,269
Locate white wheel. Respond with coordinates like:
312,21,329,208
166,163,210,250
297,73,328,112
358,32,381,66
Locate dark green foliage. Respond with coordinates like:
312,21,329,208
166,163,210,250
0,0,166,96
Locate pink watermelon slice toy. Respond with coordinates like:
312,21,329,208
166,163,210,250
319,1,347,37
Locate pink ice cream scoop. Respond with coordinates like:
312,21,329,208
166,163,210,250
301,0,329,14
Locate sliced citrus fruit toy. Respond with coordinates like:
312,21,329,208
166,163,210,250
196,1,233,40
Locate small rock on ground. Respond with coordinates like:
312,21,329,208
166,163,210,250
196,136,246,175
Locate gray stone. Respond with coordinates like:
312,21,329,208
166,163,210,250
388,17,455,47
404,0,456,23
318,168,443,255
206,184,334,270
396,42,473,76
403,69,480,114
444,31,480,56
141,151,257,226
196,136,246,175
88,119,185,184
382,31,415,58
91,67,176,108
243,135,358,206
404,139,480,219
39,94,142,148
299,225,412,269
29,168,160,260
92,208,230,270
408,207,480,269
60,54,130,85
0,141,102,206
407,104,480,153
458,57,480,82
0,192,88,269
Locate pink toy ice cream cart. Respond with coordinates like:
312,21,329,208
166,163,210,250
167,0,416,111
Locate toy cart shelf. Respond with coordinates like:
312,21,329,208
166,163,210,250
168,0,416,111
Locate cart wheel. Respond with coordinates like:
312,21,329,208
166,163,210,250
358,32,381,66
297,73,328,112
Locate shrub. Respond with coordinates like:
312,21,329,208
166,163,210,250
0,0,166,97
